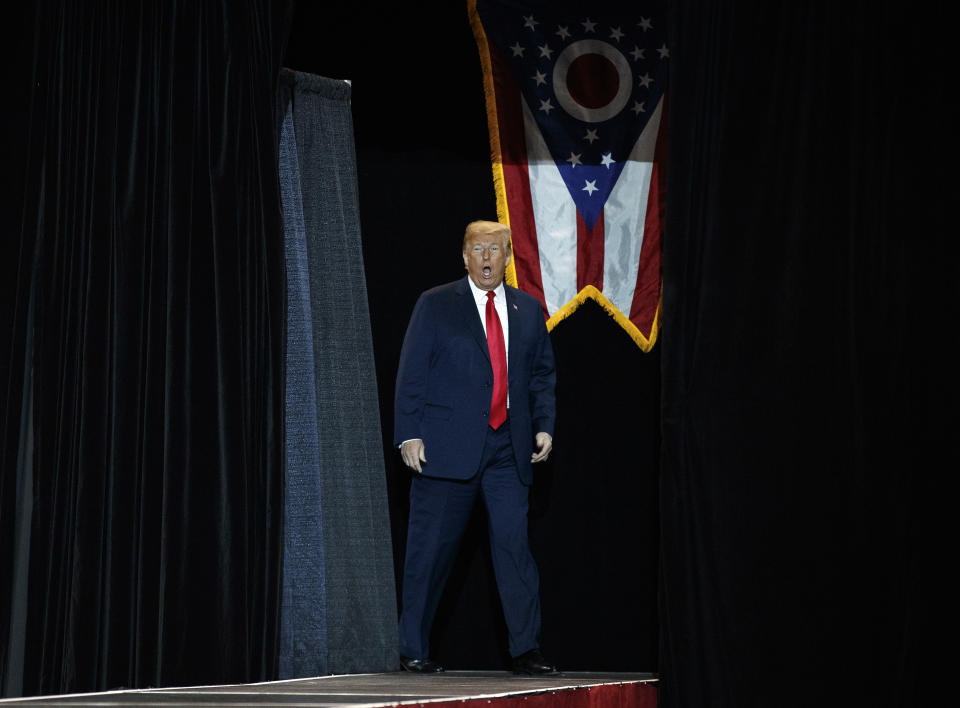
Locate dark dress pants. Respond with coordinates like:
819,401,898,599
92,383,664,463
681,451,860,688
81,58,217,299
398,423,542,660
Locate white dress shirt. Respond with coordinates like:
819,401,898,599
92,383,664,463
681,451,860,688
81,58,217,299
467,276,510,408
466,276,510,367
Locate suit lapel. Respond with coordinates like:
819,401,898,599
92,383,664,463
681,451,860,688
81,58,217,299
504,285,519,372
458,277,490,361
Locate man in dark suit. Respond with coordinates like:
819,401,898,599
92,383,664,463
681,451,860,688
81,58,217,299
394,220,557,675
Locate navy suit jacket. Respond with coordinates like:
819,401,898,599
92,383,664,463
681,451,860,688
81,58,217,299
394,277,556,485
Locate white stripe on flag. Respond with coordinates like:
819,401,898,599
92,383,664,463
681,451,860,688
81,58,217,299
602,97,663,316
522,100,578,316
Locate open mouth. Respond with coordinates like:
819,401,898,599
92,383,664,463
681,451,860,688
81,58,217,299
482,266,492,278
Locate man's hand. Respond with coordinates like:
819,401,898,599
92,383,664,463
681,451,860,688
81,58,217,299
530,432,552,463
401,439,427,473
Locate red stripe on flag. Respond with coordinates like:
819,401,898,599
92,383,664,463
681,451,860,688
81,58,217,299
628,162,662,332
576,210,604,293
629,97,668,335
489,46,548,318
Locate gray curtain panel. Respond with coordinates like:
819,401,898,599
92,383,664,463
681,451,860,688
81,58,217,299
278,69,398,678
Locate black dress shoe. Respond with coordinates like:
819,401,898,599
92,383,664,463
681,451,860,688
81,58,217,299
512,648,557,675
399,655,444,673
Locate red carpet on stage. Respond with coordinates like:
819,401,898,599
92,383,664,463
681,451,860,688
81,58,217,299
423,677,657,708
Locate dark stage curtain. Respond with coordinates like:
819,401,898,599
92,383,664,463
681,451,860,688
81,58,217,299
1,0,292,697
277,70,398,678
660,2,954,706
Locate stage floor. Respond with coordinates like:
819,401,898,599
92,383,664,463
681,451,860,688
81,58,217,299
0,672,658,707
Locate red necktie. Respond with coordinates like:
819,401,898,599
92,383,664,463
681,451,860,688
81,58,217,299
486,291,508,429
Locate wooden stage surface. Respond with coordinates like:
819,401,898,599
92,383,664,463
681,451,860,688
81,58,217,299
0,672,658,707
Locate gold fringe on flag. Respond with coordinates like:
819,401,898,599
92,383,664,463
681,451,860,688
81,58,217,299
548,284,661,352
467,0,518,287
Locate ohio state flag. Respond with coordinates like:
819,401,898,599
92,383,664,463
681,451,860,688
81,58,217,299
469,0,668,351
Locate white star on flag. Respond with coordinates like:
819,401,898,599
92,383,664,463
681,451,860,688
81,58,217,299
582,18,597,33
582,180,598,195
567,152,582,167
601,152,615,168
538,98,555,114
523,15,538,30
584,129,599,144
510,42,525,57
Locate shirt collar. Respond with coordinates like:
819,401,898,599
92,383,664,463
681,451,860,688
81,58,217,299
466,275,505,305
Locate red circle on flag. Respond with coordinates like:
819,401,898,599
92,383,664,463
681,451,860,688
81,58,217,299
553,40,632,122
566,55,620,109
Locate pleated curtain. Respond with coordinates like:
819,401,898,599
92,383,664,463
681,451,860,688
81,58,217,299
277,69,398,678
0,0,289,697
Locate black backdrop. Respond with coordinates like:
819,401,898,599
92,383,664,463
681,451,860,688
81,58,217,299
2,0,954,705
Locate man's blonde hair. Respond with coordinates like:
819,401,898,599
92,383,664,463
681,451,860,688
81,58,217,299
463,220,512,252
